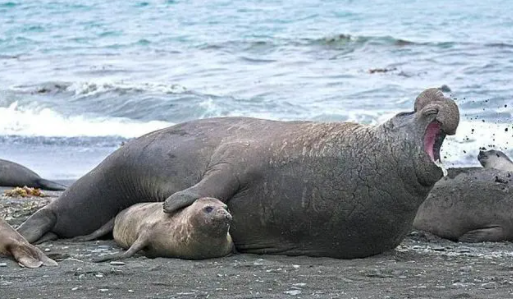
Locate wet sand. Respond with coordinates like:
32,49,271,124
1,188,513,299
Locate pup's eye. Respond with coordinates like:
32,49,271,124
204,206,213,213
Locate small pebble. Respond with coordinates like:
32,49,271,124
253,259,264,266
44,248,50,252
0,263,7,267
99,289,109,292
128,290,134,293
110,261,125,266
71,287,78,291
95,274,104,278
284,290,301,296
482,282,497,289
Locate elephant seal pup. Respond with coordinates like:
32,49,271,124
18,88,459,259
478,149,513,172
0,218,57,268
76,197,233,262
414,167,513,242
0,159,66,190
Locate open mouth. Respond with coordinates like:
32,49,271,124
423,121,446,163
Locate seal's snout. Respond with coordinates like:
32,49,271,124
224,211,233,221
217,207,232,221
478,150,486,160
415,88,460,136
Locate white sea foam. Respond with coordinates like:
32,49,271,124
66,80,188,96
0,102,172,138
11,80,188,96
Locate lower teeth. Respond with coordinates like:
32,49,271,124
434,159,448,177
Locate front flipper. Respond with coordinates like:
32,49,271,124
11,243,58,268
163,163,240,214
17,207,57,244
459,226,505,243
72,218,115,242
93,232,149,263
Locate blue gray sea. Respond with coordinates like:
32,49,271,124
0,0,512,180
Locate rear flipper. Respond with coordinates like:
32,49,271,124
11,242,58,268
17,207,57,244
458,226,505,243
36,178,67,191
93,233,149,263
72,218,115,242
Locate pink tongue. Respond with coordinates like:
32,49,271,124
424,122,441,161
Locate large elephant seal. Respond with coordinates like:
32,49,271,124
414,167,513,242
18,88,459,259
478,149,513,172
0,159,66,191
0,218,57,268
76,197,233,262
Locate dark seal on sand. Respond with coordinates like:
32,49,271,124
19,88,459,259
0,159,66,191
414,167,513,243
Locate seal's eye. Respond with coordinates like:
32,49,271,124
204,206,213,213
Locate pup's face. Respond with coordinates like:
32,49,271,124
478,149,512,169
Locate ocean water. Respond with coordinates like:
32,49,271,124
0,0,512,179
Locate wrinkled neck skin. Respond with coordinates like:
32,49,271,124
377,111,443,197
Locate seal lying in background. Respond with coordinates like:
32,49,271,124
0,218,57,268
75,198,233,262
478,149,513,172
0,159,66,191
18,88,459,259
414,164,513,242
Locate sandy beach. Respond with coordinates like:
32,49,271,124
2,187,513,299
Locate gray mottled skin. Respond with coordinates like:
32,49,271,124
414,167,513,242
0,218,57,268
0,159,66,191
478,149,513,172
86,198,233,262
18,88,459,259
